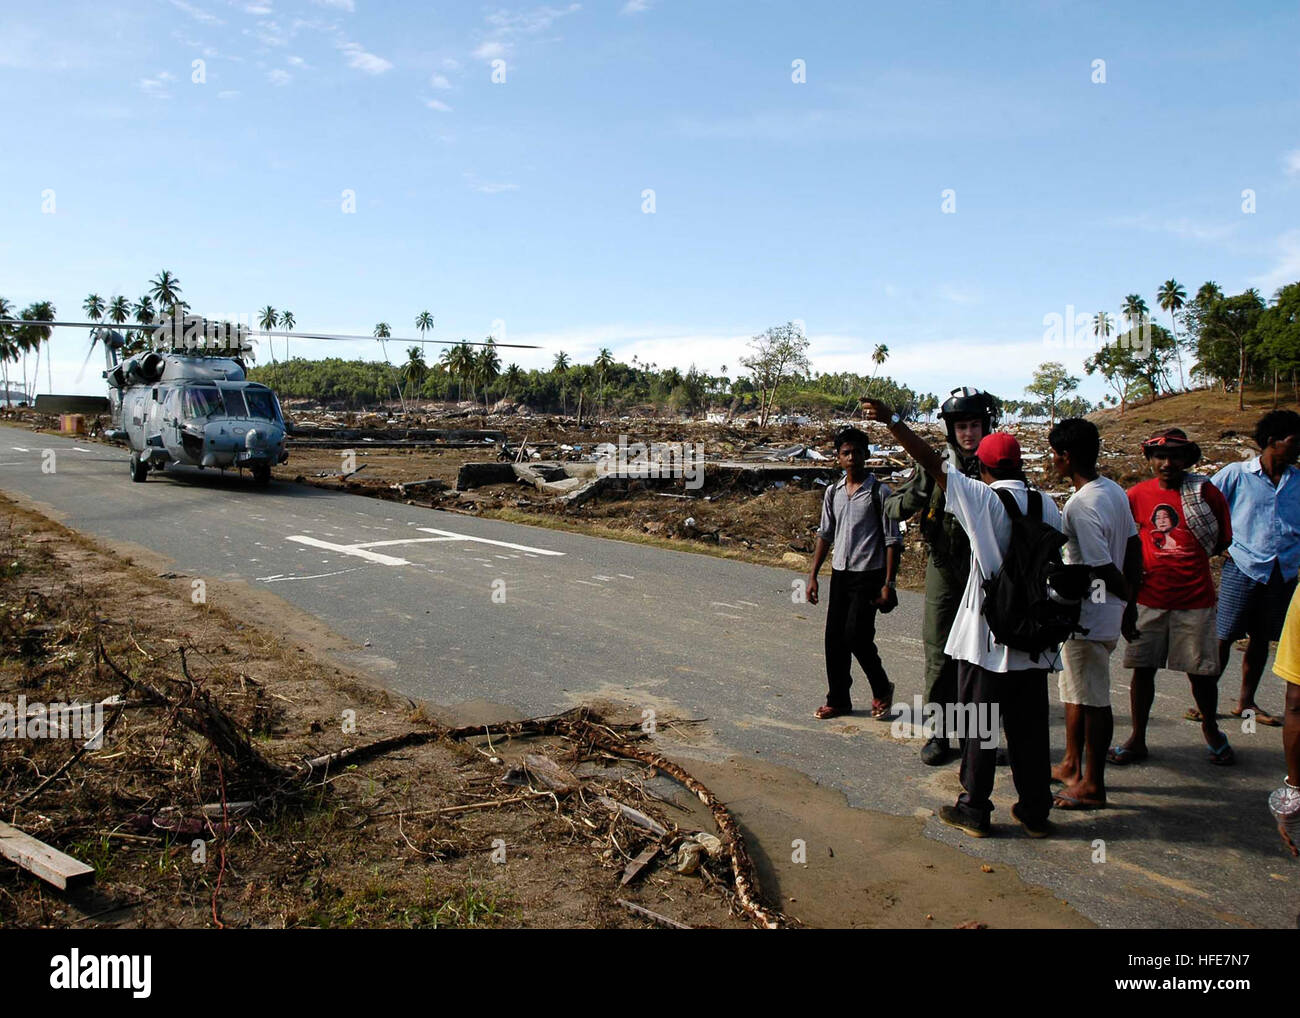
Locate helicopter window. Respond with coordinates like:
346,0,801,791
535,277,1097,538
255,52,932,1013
183,387,224,419
243,390,279,421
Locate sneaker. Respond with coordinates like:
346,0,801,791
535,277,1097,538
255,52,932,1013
938,804,990,838
920,736,954,766
1011,804,1055,839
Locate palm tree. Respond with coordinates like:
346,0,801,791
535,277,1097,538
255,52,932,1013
594,346,614,409
1122,294,1149,331
401,346,428,400
258,305,279,334
552,351,570,373
503,363,524,397
415,311,434,349
133,295,155,327
446,341,476,403
864,343,889,398
148,270,183,320
280,310,295,363
1157,279,1187,390
0,296,15,406
476,338,501,407
83,293,105,324
19,302,55,399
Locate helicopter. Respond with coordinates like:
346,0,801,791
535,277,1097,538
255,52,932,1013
1,314,538,487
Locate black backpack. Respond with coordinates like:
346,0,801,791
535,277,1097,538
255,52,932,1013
981,489,1092,661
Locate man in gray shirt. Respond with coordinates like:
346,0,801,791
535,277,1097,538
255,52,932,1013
807,427,903,719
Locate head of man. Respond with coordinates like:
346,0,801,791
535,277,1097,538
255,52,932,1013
975,432,1024,485
1048,417,1100,481
834,426,869,475
1254,410,1300,468
1142,428,1199,487
939,387,998,455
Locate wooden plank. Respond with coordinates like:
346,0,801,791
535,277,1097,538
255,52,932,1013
0,821,95,890
522,754,579,794
620,845,660,886
596,796,668,837
616,898,692,929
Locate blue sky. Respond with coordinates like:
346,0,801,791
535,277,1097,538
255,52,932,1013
2,0,1298,400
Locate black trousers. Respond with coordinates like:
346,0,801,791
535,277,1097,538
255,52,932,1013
956,660,1052,824
823,568,891,710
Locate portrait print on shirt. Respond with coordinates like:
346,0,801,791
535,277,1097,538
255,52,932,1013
1150,503,1181,552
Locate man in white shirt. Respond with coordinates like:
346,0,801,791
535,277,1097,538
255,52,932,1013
862,397,1062,838
1047,418,1141,811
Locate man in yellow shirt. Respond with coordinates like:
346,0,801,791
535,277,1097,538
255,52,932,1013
1270,589,1300,856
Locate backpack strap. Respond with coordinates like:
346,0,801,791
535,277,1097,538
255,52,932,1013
993,487,1020,519
1026,488,1042,521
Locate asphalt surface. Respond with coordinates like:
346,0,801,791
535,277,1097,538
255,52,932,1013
2,423,1296,928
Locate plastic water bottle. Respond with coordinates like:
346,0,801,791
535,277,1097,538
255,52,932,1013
1269,783,1300,841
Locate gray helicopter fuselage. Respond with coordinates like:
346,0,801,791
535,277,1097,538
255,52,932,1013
107,351,288,478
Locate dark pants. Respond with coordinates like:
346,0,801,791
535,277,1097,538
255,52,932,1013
824,568,891,710
923,556,961,736
956,660,1052,824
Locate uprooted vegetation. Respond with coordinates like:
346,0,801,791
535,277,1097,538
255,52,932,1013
0,498,782,928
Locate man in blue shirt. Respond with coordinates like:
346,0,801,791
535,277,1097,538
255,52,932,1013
1202,410,1300,727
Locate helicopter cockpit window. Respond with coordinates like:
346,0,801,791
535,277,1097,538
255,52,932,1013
243,390,279,421
183,387,224,419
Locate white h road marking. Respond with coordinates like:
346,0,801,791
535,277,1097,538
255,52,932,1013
285,526,563,566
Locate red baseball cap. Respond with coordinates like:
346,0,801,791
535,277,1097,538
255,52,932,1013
976,432,1021,470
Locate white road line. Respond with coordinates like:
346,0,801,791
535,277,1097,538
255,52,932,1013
618,574,635,579
736,600,759,607
416,527,565,556
352,537,461,549
711,601,748,610
286,535,410,566
574,579,605,587
713,612,746,620
11,446,29,452
257,567,366,583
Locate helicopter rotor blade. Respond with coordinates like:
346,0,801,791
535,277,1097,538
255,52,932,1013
0,320,538,349
73,334,99,385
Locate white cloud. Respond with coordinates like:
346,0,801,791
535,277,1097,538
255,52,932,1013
621,0,650,12
472,40,507,60
1251,229,1300,295
217,89,241,99
169,0,223,25
429,72,452,89
426,98,453,112
287,54,306,66
1284,149,1300,177
1106,213,1238,243
245,3,272,13
442,57,462,71
464,172,518,194
338,40,392,74
267,68,291,85
138,75,174,98
484,4,581,35
313,0,355,10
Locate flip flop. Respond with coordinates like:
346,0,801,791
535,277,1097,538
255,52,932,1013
1053,792,1107,810
1208,735,1236,766
1106,745,1148,766
1231,706,1281,727
1183,707,1203,722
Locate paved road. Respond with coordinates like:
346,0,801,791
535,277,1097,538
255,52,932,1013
2,424,1296,928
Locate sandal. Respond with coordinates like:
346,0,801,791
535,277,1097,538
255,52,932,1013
1183,707,1203,722
1232,705,1281,727
1053,791,1107,810
815,704,849,720
1208,735,1236,766
1106,745,1148,766
871,681,896,720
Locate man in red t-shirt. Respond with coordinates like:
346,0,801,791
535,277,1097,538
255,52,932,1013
1110,429,1236,766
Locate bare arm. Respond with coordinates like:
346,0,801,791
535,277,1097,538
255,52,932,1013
860,398,948,490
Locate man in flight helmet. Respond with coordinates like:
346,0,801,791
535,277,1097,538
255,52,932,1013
884,386,1000,765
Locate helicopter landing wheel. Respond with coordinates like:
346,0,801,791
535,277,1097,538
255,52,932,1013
129,452,149,483
251,463,272,486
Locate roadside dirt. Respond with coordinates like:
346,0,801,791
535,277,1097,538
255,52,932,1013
0,493,1094,928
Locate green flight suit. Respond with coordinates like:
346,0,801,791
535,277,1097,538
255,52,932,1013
882,446,982,736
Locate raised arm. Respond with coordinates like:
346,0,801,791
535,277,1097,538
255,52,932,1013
860,398,949,491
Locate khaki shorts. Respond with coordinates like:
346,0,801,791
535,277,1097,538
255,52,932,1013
1121,605,1219,675
1058,638,1117,708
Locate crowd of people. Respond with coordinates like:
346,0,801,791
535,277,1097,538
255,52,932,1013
807,386,1300,849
